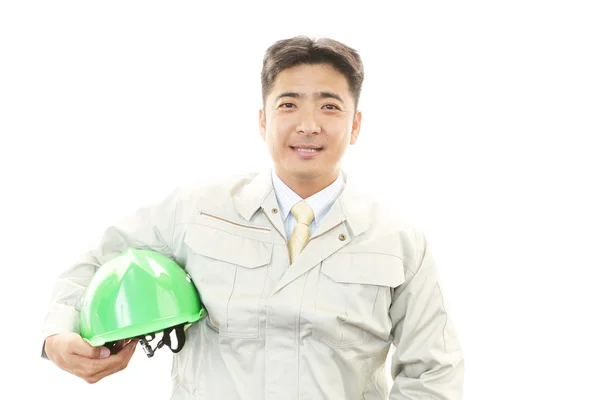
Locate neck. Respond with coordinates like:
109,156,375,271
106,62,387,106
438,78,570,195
276,169,339,199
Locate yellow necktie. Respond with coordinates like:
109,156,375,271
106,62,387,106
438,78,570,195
288,201,315,264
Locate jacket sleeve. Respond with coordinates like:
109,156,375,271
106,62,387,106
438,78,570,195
388,230,465,399
40,187,183,359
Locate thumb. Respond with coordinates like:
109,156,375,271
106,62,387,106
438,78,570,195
75,340,111,359
98,346,111,358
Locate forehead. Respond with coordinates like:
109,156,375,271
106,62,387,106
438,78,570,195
269,63,351,100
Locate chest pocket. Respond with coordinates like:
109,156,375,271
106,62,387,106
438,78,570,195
183,214,274,338
313,252,405,348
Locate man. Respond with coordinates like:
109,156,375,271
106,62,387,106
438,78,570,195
42,36,464,399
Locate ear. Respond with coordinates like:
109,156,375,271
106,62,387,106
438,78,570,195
259,109,266,141
350,110,362,145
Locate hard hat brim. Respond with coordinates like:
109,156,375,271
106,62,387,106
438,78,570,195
83,308,207,347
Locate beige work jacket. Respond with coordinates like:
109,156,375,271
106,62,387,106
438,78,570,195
42,169,464,399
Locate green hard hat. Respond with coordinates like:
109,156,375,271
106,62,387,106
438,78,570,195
79,248,207,357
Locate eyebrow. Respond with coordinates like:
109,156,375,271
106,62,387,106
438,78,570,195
275,91,345,105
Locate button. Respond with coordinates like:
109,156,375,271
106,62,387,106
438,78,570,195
271,208,278,214
339,234,346,241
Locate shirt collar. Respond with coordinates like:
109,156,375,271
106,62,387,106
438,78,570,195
271,169,345,225
233,168,372,238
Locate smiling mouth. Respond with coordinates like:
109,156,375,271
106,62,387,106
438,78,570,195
290,146,323,153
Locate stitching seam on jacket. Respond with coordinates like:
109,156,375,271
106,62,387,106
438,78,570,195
199,212,271,232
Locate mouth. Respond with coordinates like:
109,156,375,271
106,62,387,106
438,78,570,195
289,146,323,158
290,146,323,152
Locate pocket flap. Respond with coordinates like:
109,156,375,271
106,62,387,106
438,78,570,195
321,252,405,287
184,223,273,269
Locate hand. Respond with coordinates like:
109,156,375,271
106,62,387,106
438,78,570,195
44,332,137,384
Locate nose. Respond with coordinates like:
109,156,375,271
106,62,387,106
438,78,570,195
296,107,321,135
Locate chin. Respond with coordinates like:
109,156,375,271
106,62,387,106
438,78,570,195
294,169,325,180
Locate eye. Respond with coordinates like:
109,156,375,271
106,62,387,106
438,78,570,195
323,104,340,110
279,103,295,108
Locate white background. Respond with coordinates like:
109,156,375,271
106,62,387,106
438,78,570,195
1,1,599,398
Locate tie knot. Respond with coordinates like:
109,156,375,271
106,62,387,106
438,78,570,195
290,201,315,226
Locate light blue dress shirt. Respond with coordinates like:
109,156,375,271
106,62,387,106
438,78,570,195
271,168,345,240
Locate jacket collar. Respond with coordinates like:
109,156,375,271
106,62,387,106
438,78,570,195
233,168,372,238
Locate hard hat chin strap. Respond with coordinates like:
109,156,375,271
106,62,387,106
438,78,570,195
138,323,186,358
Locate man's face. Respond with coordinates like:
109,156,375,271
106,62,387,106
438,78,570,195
259,63,361,187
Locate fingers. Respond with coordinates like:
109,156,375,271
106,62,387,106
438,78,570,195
47,333,140,384
66,335,110,360
60,337,137,384
82,339,138,384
